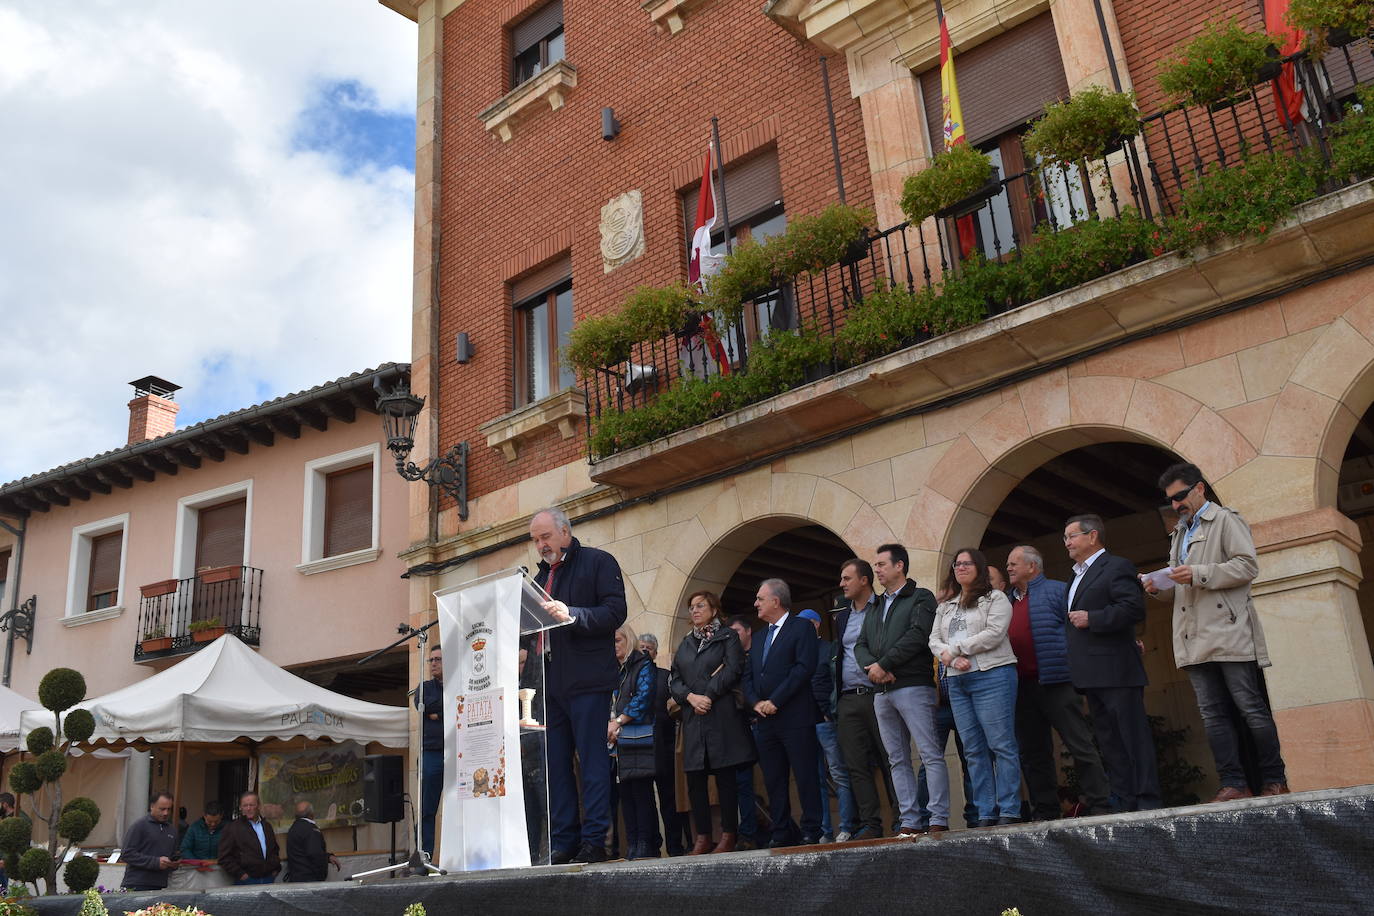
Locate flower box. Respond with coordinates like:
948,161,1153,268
140,637,173,653
191,626,226,643
140,579,179,599
198,565,242,585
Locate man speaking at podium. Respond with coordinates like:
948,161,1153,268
530,507,628,864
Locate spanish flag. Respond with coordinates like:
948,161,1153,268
938,4,965,151
937,2,977,257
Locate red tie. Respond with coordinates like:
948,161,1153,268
545,560,563,596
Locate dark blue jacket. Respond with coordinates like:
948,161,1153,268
535,537,628,696
1017,573,1072,686
811,637,837,720
418,678,443,751
743,614,820,731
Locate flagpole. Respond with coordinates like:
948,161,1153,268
710,117,733,255
819,57,847,204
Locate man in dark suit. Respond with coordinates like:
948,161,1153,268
1063,514,1161,811
743,578,823,847
285,800,338,882
217,791,281,885
531,506,628,865
639,634,685,856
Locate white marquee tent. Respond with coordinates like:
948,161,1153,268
0,684,40,752
18,634,408,747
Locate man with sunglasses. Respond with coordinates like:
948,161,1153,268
1144,462,1288,801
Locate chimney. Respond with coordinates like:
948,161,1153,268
127,376,181,444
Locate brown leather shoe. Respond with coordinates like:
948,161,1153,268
712,832,737,853
688,834,714,855
1209,786,1254,803
926,825,948,836
1259,782,1291,796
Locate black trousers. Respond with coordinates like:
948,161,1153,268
1086,686,1160,811
836,690,888,831
652,726,685,853
687,764,741,835
1016,679,1111,817
756,721,822,841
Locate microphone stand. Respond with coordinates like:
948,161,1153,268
347,621,447,880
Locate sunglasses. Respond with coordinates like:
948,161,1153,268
1166,485,1196,504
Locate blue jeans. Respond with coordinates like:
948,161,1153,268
421,748,444,856
816,719,858,836
917,702,980,827
946,664,1020,821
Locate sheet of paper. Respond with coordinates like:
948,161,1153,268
107,849,121,864
1143,567,1175,590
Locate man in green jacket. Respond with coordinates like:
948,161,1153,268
179,800,225,860
857,543,946,836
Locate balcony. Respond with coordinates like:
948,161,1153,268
136,566,263,662
584,42,1374,491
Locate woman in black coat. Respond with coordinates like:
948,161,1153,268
669,589,755,854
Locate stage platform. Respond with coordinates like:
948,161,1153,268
29,785,1374,915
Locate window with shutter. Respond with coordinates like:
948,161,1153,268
511,0,565,88
324,464,373,558
87,531,122,611
512,257,574,406
196,499,246,572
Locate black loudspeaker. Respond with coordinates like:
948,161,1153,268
362,754,405,823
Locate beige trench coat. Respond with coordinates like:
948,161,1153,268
1159,503,1270,668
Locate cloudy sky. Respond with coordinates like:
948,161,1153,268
0,1,417,484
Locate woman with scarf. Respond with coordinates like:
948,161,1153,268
669,590,756,854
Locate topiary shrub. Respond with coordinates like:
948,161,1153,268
56,810,93,845
62,797,100,830
33,751,66,784
16,848,51,885
0,814,32,854
62,854,100,894
24,728,52,757
62,709,95,744
37,669,85,714
8,762,39,796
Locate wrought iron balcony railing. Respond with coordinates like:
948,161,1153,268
135,566,263,661
583,39,1374,461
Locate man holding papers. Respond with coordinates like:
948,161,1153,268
1145,463,1288,801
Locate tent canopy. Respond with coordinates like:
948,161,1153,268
0,684,42,752
18,634,408,747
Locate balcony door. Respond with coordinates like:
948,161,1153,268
193,497,246,628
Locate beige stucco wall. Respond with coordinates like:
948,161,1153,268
0,415,411,700
422,263,1374,793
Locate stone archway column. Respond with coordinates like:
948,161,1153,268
1250,508,1374,790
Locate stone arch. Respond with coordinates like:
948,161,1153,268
897,371,1261,580
631,467,895,651
1293,286,1374,511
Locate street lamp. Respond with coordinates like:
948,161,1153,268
375,377,469,521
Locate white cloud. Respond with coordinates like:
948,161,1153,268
0,0,417,483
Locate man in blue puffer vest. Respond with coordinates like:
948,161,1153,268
1005,545,1112,818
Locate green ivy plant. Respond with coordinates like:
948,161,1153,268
1168,149,1321,249
1157,20,1278,107
1023,86,1141,166
900,144,995,224
770,204,875,276
1286,0,1374,52
1328,85,1374,181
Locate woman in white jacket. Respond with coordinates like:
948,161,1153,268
930,547,1022,826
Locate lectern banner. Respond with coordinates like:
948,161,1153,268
434,569,529,871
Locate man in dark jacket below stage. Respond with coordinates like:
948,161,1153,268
531,506,628,865
120,791,180,892
1005,545,1111,819
217,791,281,885
1063,514,1160,811
285,800,339,882
179,800,225,860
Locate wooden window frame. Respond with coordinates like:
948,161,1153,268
323,463,373,559
513,279,574,407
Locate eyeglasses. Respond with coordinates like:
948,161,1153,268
951,561,975,569
1063,531,1087,543
1166,486,1195,504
